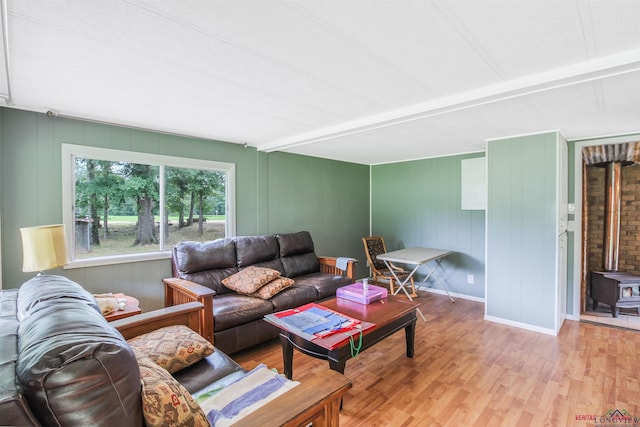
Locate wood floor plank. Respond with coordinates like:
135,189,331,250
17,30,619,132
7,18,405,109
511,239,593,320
232,292,640,426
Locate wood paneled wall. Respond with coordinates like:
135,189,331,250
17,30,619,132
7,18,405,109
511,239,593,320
0,108,369,307
371,153,486,300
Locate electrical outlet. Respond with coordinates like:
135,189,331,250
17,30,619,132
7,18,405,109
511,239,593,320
467,274,474,285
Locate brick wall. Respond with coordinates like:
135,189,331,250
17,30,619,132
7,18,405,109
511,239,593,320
586,162,640,275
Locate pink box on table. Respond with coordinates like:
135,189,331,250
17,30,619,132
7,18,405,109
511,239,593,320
336,282,388,304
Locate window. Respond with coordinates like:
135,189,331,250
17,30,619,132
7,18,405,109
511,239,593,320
62,144,235,268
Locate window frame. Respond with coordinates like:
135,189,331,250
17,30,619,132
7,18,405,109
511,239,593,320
61,144,236,269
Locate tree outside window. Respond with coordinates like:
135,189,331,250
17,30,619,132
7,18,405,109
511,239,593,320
63,145,235,265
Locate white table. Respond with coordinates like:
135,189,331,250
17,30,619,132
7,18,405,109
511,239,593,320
377,247,455,309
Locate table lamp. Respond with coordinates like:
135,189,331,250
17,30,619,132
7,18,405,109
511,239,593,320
20,224,70,275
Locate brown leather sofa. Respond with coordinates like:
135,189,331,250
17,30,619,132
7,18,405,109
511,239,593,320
0,274,351,426
164,231,357,354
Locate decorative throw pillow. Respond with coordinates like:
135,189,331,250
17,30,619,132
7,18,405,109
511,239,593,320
135,351,209,427
128,325,214,373
251,277,295,299
221,266,281,295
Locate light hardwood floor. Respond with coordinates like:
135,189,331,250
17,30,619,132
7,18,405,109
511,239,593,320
233,292,640,427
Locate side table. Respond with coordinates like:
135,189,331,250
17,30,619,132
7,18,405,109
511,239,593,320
104,293,141,322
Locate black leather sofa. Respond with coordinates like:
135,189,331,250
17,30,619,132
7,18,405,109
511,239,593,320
164,231,357,354
0,274,351,426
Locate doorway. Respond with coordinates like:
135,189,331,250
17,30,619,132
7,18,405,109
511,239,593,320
576,140,640,330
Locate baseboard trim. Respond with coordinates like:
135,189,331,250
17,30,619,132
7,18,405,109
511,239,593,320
484,314,558,336
416,285,485,303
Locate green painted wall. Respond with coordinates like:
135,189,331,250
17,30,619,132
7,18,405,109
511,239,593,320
264,152,370,279
0,108,369,308
486,132,560,331
0,107,586,320
371,153,486,299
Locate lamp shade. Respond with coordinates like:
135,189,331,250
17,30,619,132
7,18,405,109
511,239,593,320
20,224,70,272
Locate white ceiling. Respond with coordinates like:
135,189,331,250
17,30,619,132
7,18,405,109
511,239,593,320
2,0,640,165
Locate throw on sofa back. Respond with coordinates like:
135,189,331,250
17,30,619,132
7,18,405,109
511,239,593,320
172,238,238,295
276,231,320,278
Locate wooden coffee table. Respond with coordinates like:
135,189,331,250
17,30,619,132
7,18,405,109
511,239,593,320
265,295,420,379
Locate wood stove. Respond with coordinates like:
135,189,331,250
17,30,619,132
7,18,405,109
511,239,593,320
590,271,640,317
585,143,640,317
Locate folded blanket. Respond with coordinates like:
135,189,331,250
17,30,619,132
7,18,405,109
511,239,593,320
336,257,356,271
198,364,299,427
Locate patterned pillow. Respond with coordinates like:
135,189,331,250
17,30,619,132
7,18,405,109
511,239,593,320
128,325,214,373
221,266,281,294
135,351,209,427
251,277,295,299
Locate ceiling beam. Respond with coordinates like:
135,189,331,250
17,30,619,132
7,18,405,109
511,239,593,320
259,48,640,153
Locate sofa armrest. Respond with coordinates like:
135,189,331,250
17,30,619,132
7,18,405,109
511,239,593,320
318,256,357,281
163,278,215,344
239,369,352,427
111,302,203,340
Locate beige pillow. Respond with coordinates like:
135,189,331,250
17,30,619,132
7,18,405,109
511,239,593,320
221,266,281,294
128,325,214,373
251,277,295,299
135,351,209,427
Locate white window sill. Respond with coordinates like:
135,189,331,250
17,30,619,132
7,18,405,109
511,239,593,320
64,251,172,269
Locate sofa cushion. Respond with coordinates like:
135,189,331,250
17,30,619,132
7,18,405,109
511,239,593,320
276,231,316,257
127,324,215,373
174,239,238,295
293,272,352,299
16,275,142,427
268,284,319,312
235,235,284,273
221,266,281,295
136,351,209,427
215,318,279,355
174,238,237,274
173,348,246,394
212,294,274,331
250,276,295,299
281,252,321,278
184,268,239,296
17,273,99,320
276,231,320,277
